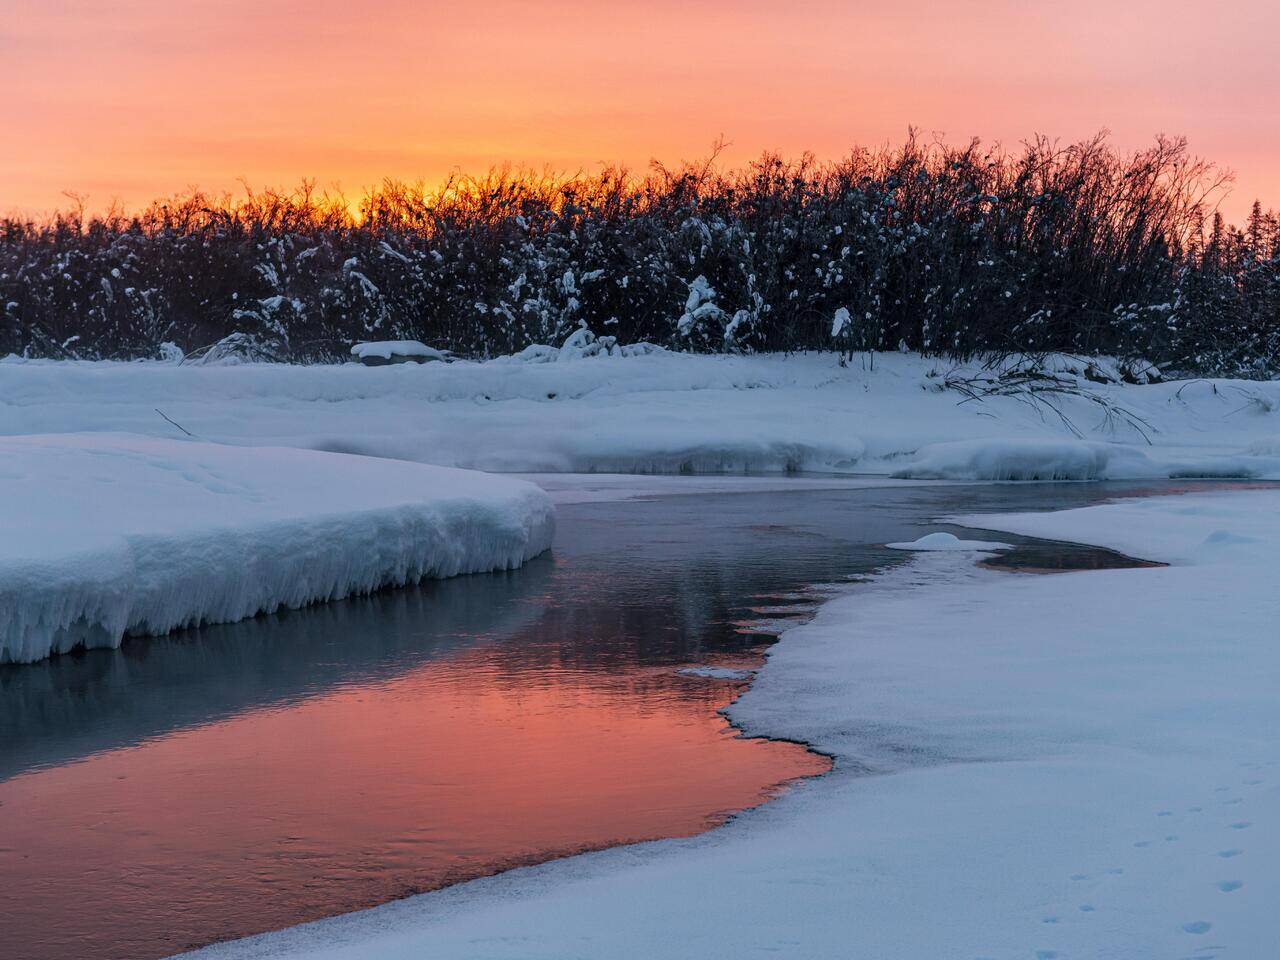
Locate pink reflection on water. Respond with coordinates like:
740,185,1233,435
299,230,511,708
0,643,826,960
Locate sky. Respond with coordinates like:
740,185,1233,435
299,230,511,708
2,0,1276,222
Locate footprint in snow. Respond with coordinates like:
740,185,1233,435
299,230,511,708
1229,821,1251,830
1069,873,1088,881
1218,849,1243,858
1035,951,1060,959
1105,867,1125,876
1078,904,1096,913
1217,880,1243,892
1182,921,1212,935
1134,840,1152,847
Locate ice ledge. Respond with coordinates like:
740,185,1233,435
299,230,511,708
0,434,554,664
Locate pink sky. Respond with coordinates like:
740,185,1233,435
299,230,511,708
2,0,1276,221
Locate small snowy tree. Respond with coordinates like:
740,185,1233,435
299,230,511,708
676,275,726,349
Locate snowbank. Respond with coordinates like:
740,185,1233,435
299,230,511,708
1246,435,1280,457
2,352,1278,477
891,437,1155,481
0,434,553,664
186,487,1280,960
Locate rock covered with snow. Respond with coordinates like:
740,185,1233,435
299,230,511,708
351,341,450,364
0,434,554,664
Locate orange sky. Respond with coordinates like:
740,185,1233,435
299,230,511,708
2,0,1276,222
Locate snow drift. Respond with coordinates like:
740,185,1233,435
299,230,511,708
0,434,554,664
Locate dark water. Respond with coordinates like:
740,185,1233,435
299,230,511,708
0,479,1226,960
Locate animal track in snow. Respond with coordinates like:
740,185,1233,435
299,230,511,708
1181,921,1212,935
1217,849,1243,858
1216,880,1242,893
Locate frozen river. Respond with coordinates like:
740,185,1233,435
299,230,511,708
0,479,1186,960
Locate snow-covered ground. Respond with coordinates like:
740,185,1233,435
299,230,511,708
0,434,553,663
185,487,1280,960
3,351,1279,478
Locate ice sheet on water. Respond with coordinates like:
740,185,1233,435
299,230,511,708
886,532,1012,551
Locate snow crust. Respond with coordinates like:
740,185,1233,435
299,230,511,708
0,434,553,664
186,488,1280,960
886,531,1012,551
3,352,1278,478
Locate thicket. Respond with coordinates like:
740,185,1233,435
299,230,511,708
3,133,1277,375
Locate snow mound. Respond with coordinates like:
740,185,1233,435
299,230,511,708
0,434,554,664
351,341,449,363
887,532,1012,551
892,438,1153,481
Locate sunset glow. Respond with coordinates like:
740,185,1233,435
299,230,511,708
3,0,1277,221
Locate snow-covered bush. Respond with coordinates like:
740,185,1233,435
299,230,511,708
2,135,1276,374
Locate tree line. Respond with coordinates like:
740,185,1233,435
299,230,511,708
2,133,1277,376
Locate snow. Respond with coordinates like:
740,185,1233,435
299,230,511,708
891,437,1156,481
831,306,851,338
350,341,448,362
184,487,1280,960
0,434,553,664
2,351,1276,477
1246,434,1280,456
886,531,1012,551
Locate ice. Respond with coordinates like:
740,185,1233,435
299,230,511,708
677,665,754,680
886,531,1012,551
0,434,553,664
186,488,1280,960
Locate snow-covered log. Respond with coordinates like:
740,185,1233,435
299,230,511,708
351,341,449,365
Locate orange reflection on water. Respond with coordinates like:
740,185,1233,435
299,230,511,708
0,643,826,960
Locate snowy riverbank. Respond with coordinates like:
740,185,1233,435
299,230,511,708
185,486,1280,959
3,351,1279,479
0,434,553,663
